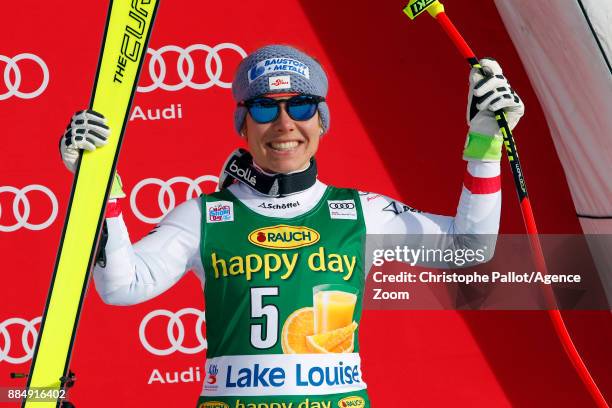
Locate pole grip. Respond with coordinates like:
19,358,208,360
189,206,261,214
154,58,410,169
435,11,531,216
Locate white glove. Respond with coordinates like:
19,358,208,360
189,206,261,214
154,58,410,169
464,58,524,162
58,110,125,199
59,110,110,173
467,58,524,137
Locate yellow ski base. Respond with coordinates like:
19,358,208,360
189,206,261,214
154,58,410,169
23,1,159,407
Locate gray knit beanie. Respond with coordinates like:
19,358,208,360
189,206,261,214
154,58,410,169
232,44,329,136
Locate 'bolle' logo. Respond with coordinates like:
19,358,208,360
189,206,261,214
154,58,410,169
198,402,229,408
248,225,320,249
338,396,366,407
229,160,256,186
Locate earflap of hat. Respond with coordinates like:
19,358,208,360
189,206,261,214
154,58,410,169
234,106,248,137
318,101,330,136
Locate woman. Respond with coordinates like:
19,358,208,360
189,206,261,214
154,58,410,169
60,45,524,407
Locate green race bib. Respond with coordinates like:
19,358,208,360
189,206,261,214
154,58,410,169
198,187,370,408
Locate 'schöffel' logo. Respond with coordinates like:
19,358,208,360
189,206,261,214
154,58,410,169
138,43,246,92
130,175,218,224
248,225,320,249
0,316,41,364
0,53,49,100
0,185,59,232
199,402,229,408
338,396,366,407
139,308,207,356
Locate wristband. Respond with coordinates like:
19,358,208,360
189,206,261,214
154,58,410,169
105,199,122,218
463,169,501,194
463,131,503,161
110,173,126,199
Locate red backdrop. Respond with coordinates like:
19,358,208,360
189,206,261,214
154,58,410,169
1,0,610,407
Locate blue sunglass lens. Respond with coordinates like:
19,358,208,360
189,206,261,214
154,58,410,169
248,102,279,123
287,99,318,121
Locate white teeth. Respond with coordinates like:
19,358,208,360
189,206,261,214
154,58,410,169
270,141,299,151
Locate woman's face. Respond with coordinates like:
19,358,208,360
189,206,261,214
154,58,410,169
243,94,321,174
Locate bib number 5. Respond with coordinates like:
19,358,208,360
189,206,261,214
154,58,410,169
250,287,279,349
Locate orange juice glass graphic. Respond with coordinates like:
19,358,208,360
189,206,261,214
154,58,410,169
313,284,359,334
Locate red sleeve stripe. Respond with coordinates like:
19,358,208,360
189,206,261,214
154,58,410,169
105,200,122,218
464,170,501,194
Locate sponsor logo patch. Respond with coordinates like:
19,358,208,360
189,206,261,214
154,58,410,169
382,201,422,215
268,75,291,90
206,201,234,223
338,396,366,407
328,200,357,220
228,159,256,186
198,402,229,408
248,225,320,249
248,58,310,83
207,364,218,385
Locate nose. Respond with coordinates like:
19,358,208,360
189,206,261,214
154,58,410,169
273,102,295,133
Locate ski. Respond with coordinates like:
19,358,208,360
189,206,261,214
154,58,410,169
22,1,160,406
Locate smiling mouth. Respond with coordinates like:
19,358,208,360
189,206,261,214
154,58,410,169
267,141,301,151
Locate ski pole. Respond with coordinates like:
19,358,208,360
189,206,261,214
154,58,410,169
403,1,609,407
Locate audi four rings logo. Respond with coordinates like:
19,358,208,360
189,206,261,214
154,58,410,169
0,185,58,232
329,202,356,210
0,316,41,364
130,175,218,224
139,308,207,356
137,43,246,93
0,53,49,100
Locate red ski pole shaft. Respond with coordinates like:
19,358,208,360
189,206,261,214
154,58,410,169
430,8,609,408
